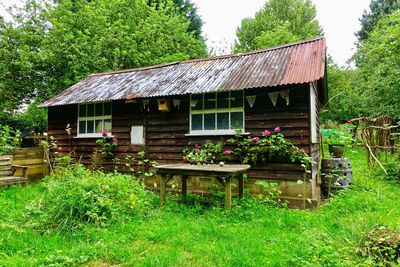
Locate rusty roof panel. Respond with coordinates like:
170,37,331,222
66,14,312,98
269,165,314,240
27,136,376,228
40,37,326,107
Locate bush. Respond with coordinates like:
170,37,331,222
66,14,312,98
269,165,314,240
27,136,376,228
0,124,20,155
26,164,154,233
383,162,400,183
359,226,400,265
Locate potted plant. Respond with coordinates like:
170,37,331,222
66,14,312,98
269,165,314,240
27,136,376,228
322,124,354,158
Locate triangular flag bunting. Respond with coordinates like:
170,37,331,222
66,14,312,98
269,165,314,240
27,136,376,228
268,92,279,107
246,95,256,108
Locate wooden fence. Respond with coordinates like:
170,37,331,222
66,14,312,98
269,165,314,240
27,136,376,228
13,147,47,181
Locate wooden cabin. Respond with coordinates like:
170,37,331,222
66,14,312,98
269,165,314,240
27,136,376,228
40,37,327,208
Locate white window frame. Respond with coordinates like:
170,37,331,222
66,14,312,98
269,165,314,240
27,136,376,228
189,91,245,135
77,102,112,138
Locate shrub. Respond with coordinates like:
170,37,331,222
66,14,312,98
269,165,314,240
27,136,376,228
0,124,20,155
25,164,154,233
359,226,400,265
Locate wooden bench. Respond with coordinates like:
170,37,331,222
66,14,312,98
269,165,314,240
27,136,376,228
0,155,28,186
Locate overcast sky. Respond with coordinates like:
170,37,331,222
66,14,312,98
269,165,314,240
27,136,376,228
0,0,371,66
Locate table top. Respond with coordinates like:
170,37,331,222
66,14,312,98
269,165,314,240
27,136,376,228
156,163,251,174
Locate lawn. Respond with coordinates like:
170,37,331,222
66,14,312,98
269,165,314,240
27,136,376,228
0,149,399,266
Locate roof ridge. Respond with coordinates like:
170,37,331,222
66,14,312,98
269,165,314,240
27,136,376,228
90,37,325,76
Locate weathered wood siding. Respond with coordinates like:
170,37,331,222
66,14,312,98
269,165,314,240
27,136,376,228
48,83,322,207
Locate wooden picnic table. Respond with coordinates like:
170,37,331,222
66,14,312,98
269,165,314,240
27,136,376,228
155,163,251,209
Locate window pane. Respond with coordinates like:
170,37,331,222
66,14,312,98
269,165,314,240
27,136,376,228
191,114,202,130
104,102,111,116
87,104,95,117
217,113,229,129
217,92,229,109
204,113,216,130
95,120,103,133
204,93,216,109
87,120,94,133
103,119,112,132
191,94,203,110
231,112,244,130
95,103,103,116
231,90,243,108
79,105,86,117
79,121,86,134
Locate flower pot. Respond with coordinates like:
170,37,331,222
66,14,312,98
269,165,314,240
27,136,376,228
328,144,345,158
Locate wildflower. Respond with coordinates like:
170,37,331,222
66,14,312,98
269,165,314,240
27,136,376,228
102,131,107,137
274,127,281,133
223,150,231,156
264,130,271,136
195,144,200,148
347,120,353,124
112,137,118,143
195,149,201,154
252,137,260,143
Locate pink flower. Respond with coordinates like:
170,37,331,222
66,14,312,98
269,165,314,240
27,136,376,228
223,150,231,156
252,137,260,143
112,137,118,143
195,144,200,148
274,127,281,133
102,131,107,137
264,130,271,136
347,120,353,124
195,149,201,154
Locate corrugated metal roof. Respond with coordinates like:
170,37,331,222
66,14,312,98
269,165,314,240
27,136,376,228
40,37,326,107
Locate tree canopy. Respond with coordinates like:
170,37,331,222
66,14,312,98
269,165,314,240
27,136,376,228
356,10,400,120
356,0,400,41
0,0,207,132
234,0,323,52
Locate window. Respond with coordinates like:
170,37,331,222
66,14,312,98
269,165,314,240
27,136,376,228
78,102,112,137
190,91,244,135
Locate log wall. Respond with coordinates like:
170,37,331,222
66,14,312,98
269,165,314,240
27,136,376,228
48,83,322,208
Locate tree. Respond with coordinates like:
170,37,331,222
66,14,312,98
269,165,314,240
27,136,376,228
234,0,323,52
321,59,363,123
147,0,204,40
0,0,207,107
0,0,207,132
356,0,400,41
356,11,400,120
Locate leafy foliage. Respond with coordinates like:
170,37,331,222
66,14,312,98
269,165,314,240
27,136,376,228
0,125,20,155
147,0,204,40
356,11,400,120
356,0,400,41
234,0,323,52
228,128,313,168
0,0,207,117
183,140,229,165
25,164,154,233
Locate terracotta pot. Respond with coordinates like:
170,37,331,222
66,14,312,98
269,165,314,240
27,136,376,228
328,144,345,158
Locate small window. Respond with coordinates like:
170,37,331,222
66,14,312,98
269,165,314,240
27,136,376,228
131,126,145,145
77,102,112,137
190,91,244,134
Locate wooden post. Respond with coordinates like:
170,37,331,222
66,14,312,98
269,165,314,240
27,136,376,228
238,174,244,198
160,173,166,206
225,176,232,209
320,133,325,158
182,175,187,201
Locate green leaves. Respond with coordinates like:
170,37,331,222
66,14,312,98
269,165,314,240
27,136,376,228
234,0,323,52
0,0,207,117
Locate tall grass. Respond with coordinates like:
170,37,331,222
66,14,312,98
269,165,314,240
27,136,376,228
0,148,399,266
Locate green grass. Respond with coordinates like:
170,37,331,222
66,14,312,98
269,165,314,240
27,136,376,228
1,149,399,266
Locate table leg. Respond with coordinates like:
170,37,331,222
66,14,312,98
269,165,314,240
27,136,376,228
182,175,187,201
160,174,166,206
225,176,232,209
238,174,244,198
